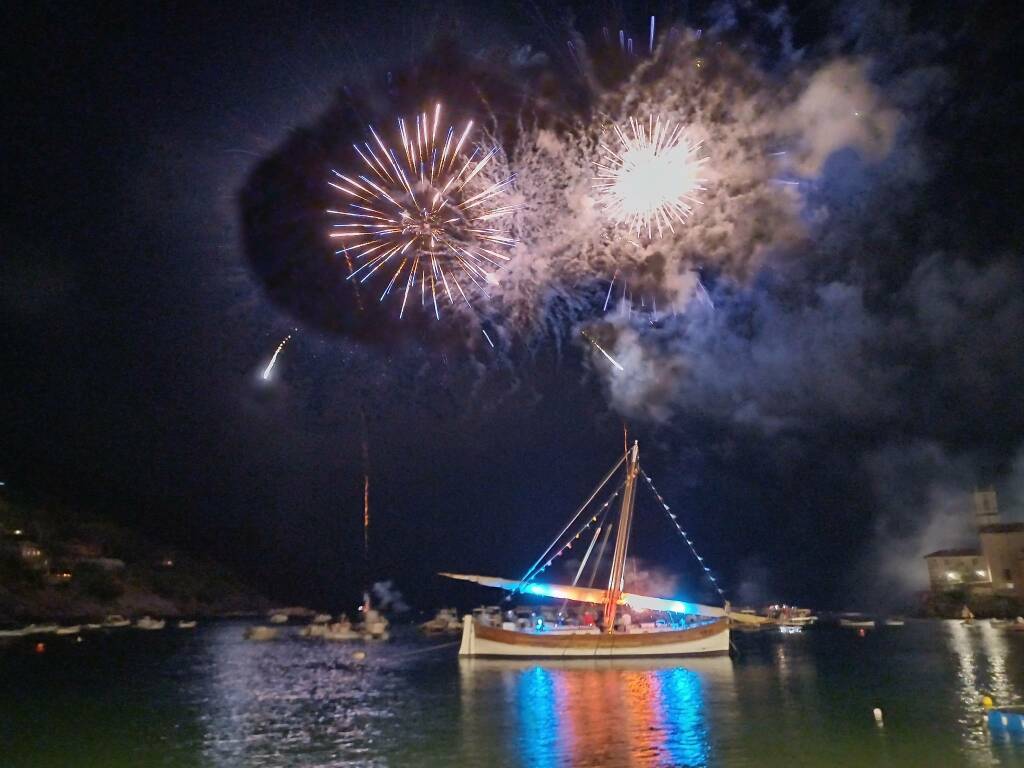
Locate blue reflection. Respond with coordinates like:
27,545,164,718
516,666,559,768
659,667,710,767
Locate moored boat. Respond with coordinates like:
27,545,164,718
446,442,731,658
268,613,289,624
421,608,462,634
838,617,875,628
245,625,279,641
177,620,197,629
21,623,59,635
102,614,131,628
55,625,81,635
135,616,165,630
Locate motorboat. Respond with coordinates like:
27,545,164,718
421,608,462,634
103,615,131,628
135,616,166,630
884,618,906,626
268,613,289,625
838,617,875,628
21,623,59,635
176,620,197,629
324,618,361,641
1004,617,1024,632
245,625,279,641
55,625,81,635
359,607,390,641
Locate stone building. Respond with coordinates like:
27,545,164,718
924,488,1024,599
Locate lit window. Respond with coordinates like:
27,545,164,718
946,571,961,581
976,570,987,578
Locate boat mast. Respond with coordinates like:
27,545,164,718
603,441,639,631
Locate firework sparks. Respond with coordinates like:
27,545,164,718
594,115,706,238
327,103,518,320
261,334,292,380
581,330,624,372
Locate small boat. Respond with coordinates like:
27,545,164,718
884,618,906,626
359,606,390,641
446,442,731,658
421,608,462,634
55,625,81,635
176,620,197,629
21,623,59,635
103,615,131,628
323,619,361,641
135,616,166,630
245,625,279,641
839,618,875,628
268,613,289,625
0,627,26,638
83,623,103,631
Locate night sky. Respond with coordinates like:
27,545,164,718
5,1,1023,613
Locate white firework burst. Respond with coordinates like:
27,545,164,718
327,104,517,320
595,115,706,238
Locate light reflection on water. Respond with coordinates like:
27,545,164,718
3,621,1024,767
462,658,727,767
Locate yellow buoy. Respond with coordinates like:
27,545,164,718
982,695,994,710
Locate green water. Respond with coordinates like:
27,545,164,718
2,620,1023,767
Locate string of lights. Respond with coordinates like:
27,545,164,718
520,486,622,586
640,469,725,598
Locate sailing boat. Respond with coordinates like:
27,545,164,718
445,441,731,657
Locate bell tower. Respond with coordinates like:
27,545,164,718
973,486,999,530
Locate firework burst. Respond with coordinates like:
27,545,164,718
595,115,705,239
327,104,518,321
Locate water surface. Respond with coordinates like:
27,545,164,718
2,620,1024,766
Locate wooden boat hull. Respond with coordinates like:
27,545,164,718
458,615,730,657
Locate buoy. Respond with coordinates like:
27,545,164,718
873,707,884,725
982,695,994,710
352,650,366,661
34,642,45,654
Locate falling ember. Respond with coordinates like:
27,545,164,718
327,103,518,320
594,115,706,238
261,334,292,380
581,330,625,372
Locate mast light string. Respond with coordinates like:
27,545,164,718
512,451,626,594
640,469,726,598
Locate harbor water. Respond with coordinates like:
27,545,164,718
3,620,1024,767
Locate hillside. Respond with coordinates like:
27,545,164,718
0,494,268,622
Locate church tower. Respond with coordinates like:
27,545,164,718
973,486,999,530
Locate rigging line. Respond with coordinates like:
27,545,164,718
572,490,618,586
640,469,726,597
558,488,620,617
586,520,616,590
513,451,627,594
527,483,624,585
